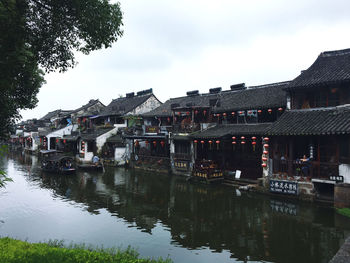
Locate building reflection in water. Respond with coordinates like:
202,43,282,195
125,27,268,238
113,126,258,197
10,153,350,263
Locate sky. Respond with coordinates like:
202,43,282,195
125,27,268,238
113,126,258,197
21,0,350,120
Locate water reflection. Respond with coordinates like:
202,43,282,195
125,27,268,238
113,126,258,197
4,152,350,263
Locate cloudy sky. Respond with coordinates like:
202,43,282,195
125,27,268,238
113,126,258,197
21,0,350,120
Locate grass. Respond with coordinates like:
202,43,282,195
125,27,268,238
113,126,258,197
0,237,172,263
336,208,350,218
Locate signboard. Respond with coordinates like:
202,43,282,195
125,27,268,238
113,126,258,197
270,179,298,195
145,126,159,133
329,176,344,182
174,160,189,171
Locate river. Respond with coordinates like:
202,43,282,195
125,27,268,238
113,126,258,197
0,152,349,263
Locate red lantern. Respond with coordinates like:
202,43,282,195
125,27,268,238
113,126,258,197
248,111,252,114
40,138,42,143
216,140,220,150
264,144,269,148
217,113,221,117
231,112,235,116
167,117,171,123
263,150,268,155
153,141,157,146
209,140,213,144
160,141,165,147
232,141,237,145
278,107,283,112
201,140,205,144
251,136,257,140
232,136,236,140
268,109,272,114
56,139,59,143
135,140,139,147
239,111,244,115
186,111,190,116
203,110,207,116
241,141,246,144
194,140,198,144
241,136,245,140
223,113,227,117
252,141,256,145
145,140,149,145
63,139,66,144
262,163,267,168
262,157,268,161
258,110,262,114
264,137,269,142
195,110,199,115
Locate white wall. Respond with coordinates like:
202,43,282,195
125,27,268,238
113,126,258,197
115,147,126,165
126,95,162,116
96,127,118,153
47,124,78,150
339,164,350,184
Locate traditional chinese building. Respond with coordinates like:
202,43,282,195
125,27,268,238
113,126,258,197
267,48,350,202
191,82,289,183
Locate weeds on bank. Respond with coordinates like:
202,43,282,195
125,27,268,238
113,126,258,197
336,208,350,218
0,237,172,263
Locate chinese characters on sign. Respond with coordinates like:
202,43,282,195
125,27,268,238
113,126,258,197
270,179,298,195
329,176,344,182
174,161,188,171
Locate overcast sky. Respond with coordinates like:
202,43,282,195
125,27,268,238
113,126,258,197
21,0,350,120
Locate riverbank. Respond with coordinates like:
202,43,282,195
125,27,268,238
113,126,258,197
0,237,172,263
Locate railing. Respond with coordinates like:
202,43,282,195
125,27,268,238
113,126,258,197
272,158,339,178
132,154,170,170
173,123,200,133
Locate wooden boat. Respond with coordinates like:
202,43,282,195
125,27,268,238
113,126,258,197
190,160,224,184
41,155,76,174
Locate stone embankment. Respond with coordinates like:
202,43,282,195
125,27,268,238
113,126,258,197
329,236,350,263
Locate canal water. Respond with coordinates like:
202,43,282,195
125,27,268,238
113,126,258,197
1,153,350,263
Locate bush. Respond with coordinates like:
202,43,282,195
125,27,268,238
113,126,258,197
0,238,172,263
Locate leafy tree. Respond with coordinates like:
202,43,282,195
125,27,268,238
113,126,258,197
0,0,123,136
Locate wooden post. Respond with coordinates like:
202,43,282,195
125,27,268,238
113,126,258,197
288,138,294,177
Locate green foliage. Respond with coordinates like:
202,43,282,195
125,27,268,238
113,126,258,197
0,238,172,263
0,145,12,188
0,0,123,136
336,208,350,218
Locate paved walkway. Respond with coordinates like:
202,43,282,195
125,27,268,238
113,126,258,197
330,236,350,263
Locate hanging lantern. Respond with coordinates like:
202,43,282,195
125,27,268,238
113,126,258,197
264,144,269,148
194,140,198,144
145,140,149,146
81,141,85,151
186,111,190,116
160,141,165,147
231,112,235,116
258,110,262,114
153,141,157,146
63,139,66,144
239,111,244,115
40,138,42,143
56,138,59,143
203,110,207,116
201,140,205,149
262,157,268,161
209,140,213,149
232,141,237,145
195,110,199,115
241,136,245,140
223,113,227,117
263,150,268,155
167,117,171,123
268,109,272,114
135,140,139,147
248,111,252,114
262,163,267,168
241,141,246,144
232,136,236,140
278,107,283,112
217,113,221,118
252,141,257,151
251,136,257,140
216,140,220,150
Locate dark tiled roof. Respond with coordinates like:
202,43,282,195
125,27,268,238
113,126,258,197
191,123,272,139
71,99,105,114
287,48,350,90
213,81,289,113
143,81,288,117
267,105,350,136
80,128,114,141
106,134,123,143
99,94,154,117
40,109,73,121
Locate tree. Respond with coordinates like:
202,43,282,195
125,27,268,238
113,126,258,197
0,0,123,136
